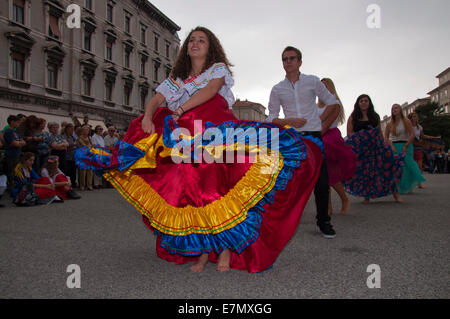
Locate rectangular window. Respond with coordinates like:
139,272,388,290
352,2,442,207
125,50,130,68
106,41,113,60
13,0,25,24
153,64,158,81
47,63,58,88
12,52,25,80
84,31,92,51
105,81,113,101
83,77,91,96
140,58,146,76
48,14,61,39
85,0,92,10
165,42,170,58
154,35,159,52
106,4,113,23
124,86,130,105
141,93,146,110
125,15,131,33
141,27,146,44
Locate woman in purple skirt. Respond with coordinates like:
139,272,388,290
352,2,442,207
318,78,356,214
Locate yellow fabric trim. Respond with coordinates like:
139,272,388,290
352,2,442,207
129,134,161,170
90,148,111,156
104,148,283,236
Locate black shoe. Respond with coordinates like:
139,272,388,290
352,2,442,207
318,221,336,239
67,190,81,200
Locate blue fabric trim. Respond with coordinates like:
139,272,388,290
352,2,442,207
75,117,312,257
156,121,309,256
74,141,144,172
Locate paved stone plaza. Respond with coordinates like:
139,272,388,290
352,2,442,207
0,173,448,299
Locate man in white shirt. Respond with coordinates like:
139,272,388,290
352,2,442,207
267,46,340,238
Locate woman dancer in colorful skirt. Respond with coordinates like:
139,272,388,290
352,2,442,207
75,27,324,273
344,94,405,203
317,78,356,214
385,104,425,194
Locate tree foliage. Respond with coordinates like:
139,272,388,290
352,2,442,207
415,102,450,150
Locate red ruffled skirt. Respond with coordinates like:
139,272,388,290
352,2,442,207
322,128,357,186
77,94,324,272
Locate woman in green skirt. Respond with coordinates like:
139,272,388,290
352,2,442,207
385,104,425,194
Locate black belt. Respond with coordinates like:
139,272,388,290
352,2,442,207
299,131,322,138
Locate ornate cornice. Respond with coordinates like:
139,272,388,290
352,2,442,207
132,0,180,34
5,31,36,56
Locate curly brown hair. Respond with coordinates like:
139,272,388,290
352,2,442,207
171,26,233,80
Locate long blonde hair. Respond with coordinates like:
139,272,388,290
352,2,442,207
320,78,345,125
388,104,407,136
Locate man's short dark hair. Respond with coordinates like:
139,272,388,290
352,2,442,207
7,115,19,124
282,46,302,60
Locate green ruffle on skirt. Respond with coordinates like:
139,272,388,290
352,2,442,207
393,142,426,194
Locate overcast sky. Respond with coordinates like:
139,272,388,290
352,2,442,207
150,0,450,131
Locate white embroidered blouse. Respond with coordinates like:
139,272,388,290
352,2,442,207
155,62,235,111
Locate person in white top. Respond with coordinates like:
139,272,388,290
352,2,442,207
91,125,105,188
104,125,119,151
317,78,356,215
407,112,441,180
267,46,340,239
385,104,425,195
91,126,105,147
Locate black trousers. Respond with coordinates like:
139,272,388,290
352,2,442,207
300,131,331,225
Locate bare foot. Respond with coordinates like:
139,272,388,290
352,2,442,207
190,253,208,273
340,198,350,214
216,249,231,272
362,198,370,204
393,193,404,203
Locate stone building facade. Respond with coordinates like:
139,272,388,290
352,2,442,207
428,66,450,115
232,99,267,122
0,0,180,131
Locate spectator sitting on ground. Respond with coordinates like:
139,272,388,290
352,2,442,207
40,156,80,200
12,152,61,206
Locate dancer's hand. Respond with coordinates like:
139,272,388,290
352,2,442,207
290,118,307,128
171,107,185,124
142,115,155,135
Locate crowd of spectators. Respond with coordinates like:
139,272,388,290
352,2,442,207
424,148,450,174
0,113,121,207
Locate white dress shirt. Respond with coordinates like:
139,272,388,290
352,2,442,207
267,73,339,132
91,133,105,147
